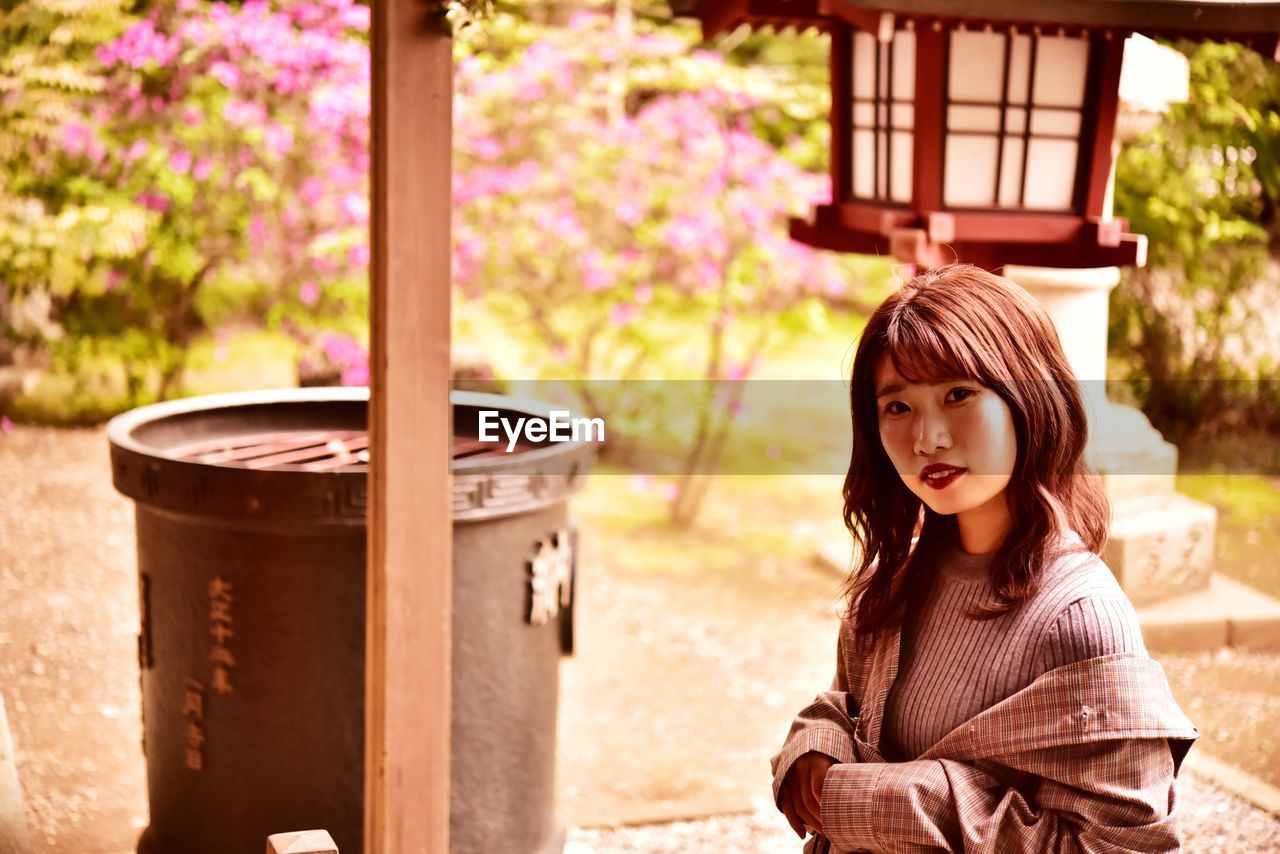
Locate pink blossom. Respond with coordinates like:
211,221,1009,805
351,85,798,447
340,4,370,31
822,269,846,297
169,148,193,174
223,99,267,128
323,333,363,365
192,157,214,181
123,139,149,165
724,360,749,382
105,269,126,291
136,191,170,214
609,303,639,326
695,258,723,292
86,139,107,167
616,199,643,226
299,280,320,306
60,122,89,158
210,62,241,90
264,124,295,158
292,3,329,28
340,363,368,386
628,474,651,493
348,243,370,267
0,416,11,435
98,20,180,69
659,482,680,502
340,192,368,223
300,177,324,205
663,214,717,254
467,136,503,160
247,215,268,252
634,284,653,304
516,81,547,102
580,250,614,291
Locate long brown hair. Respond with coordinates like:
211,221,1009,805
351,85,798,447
841,264,1108,654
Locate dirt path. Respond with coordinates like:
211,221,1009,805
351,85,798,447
0,426,146,854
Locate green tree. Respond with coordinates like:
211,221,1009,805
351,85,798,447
1111,40,1280,445
0,0,138,386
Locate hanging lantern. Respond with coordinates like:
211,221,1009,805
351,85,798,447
681,0,1280,269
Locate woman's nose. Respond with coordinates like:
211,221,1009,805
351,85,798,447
913,414,952,456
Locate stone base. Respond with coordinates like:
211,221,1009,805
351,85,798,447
1104,492,1217,607
1080,400,1218,605
1136,573,1280,652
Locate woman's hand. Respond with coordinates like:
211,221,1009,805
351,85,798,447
779,750,837,839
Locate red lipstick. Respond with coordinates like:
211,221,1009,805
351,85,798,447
920,463,966,490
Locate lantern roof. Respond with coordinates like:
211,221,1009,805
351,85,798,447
680,0,1280,51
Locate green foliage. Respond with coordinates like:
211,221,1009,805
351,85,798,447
0,0,134,180
1,0,372,421
1111,39,1280,443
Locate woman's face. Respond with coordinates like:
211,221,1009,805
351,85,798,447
874,355,1018,523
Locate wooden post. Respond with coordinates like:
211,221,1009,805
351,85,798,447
265,830,338,854
367,0,452,851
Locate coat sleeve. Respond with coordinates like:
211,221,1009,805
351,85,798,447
818,736,1181,854
770,624,861,808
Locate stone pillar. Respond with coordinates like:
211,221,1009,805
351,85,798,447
1004,264,1216,607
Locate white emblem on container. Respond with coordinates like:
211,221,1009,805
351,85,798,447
528,529,573,626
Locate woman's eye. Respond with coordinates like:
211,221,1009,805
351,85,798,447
949,387,977,402
882,402,907,415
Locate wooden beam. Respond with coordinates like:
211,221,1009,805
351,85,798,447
790,216,890,255
1079,34,1126,217
829,23,851,204
367,0,452,852
818,0,885,33
912,21,945,213
975,233,1145,268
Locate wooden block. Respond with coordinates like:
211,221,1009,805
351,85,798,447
266,829,338,854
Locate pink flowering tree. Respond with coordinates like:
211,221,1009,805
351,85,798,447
455,11,852,524
3,0,370,405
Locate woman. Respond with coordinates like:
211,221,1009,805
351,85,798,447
771,265,1198,853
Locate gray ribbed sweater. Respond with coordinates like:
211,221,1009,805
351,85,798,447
882,533,1147,762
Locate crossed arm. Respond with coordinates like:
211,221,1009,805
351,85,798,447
770,633,1182,853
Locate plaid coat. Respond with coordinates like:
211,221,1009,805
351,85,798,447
771,615,1199,853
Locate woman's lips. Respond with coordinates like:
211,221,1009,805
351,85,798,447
921,467,966,490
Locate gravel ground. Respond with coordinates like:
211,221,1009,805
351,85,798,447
565,767,1280,852
1,424,1279,852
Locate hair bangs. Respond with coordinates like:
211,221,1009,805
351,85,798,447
882,305,982,385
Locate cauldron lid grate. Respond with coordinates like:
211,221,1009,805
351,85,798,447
168,429,523,471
